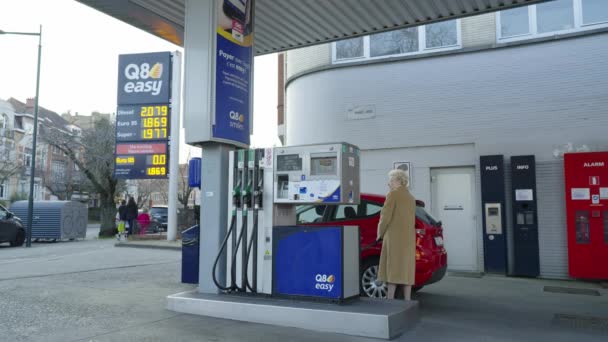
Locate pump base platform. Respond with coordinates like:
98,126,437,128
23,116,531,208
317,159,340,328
167,291,419,340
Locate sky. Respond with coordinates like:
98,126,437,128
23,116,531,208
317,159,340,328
0,0,279,161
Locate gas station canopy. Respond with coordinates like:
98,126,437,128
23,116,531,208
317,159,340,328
78,0,546,55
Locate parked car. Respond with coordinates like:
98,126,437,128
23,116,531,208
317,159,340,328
0,204,25,247
149,206,168,231
297,193,447,298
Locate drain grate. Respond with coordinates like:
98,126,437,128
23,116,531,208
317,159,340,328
553,314,608,333
544,286,600,296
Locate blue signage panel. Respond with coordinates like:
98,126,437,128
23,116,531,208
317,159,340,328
273,226,343,300
114,142,169,179
116,104,171,142
188,158,202,188
117,52,172,105
213,0,253,146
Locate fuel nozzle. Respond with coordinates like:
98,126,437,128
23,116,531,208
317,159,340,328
232,183,242,208
242,177,253,209
254,169,264,209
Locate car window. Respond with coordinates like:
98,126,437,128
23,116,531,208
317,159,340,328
334,205,359,220
365,202,382,217
296,205,326,224
332,201,382,221
416,207,439,226
150,208,168,216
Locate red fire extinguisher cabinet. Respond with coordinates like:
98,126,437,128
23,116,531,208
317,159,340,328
564,152,608,279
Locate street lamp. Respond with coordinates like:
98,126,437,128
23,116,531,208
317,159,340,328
0,26,42,248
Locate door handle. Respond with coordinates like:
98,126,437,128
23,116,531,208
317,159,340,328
444,205,463,211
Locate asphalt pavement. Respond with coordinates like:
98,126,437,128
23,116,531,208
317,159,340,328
0,226,607,341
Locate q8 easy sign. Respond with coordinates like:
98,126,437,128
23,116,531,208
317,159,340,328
117,52,171,105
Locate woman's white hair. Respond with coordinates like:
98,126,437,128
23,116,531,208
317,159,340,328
388,169,409,186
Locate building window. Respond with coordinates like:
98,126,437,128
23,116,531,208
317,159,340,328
536,0,574,34
0,114,7,130
24,151,32,168
500,6,531,37
582,0,608,25
370,27,419,57
497,0,608,42
333,19,461,63
425,20,458,48
52,161,67,179
335,37,364,60
0,182,6,199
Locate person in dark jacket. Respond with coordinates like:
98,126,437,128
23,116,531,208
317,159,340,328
126,197,139,235
118,200,128,222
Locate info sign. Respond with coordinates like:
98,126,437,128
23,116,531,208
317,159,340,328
114,52,172,179
114,142,169,178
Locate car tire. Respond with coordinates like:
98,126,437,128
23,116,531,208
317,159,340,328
10,229,25,247
360,257,388,299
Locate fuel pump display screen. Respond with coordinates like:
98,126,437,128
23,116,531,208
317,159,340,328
488,208,499,216
311,157,337,176
277,154,302,171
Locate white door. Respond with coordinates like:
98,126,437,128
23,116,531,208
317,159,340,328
431,167,478,271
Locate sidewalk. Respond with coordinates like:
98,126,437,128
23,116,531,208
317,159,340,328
115,238,182,251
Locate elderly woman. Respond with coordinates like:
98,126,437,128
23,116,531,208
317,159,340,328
377,169,416,300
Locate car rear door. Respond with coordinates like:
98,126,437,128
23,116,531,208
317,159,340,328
0,206,15,243
325,200,383,247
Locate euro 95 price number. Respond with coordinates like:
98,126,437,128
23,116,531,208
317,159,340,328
146,167,166,176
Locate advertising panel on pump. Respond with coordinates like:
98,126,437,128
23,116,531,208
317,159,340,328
213,0,254,146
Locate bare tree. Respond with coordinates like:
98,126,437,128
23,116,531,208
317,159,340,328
42,163,89,201
135,179,157,208
42,118,124,236
178,161,194,208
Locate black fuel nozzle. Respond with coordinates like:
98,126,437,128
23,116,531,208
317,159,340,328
242,186,252,209
254,189,263,209
232,183,242,208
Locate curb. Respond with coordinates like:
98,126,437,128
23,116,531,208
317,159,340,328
114,242,181,251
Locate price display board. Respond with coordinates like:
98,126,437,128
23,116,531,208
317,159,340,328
114,52,173,180
116,104,170,142
114,142,169,179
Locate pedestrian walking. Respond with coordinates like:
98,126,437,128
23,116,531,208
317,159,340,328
126,197,138,235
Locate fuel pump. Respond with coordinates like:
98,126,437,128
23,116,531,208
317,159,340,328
215,143,361,302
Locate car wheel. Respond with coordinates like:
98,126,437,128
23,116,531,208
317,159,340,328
360,257,387,299
10,229,25,247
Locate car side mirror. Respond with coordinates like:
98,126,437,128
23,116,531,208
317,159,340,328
6,212,13,219
438,220,442,227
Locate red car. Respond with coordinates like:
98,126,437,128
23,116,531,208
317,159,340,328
296,193,447,298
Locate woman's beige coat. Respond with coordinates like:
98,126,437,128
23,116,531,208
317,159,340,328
377,185,416,285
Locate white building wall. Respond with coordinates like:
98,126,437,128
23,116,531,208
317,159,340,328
285,44,331,79
284,32,608,278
